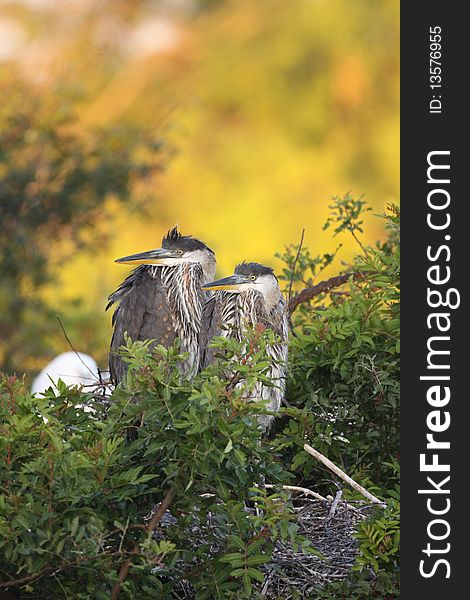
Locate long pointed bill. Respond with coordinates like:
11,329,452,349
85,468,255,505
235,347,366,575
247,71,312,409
114,248,179,265
201,274,250,291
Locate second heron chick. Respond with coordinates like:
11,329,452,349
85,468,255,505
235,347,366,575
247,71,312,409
201,262,289,432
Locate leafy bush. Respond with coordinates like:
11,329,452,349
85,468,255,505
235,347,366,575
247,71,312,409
274,196,400,596
0,331,312,599
0,196,400,598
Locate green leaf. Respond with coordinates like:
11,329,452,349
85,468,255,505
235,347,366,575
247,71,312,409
70,516,79,537
247,567,264,582
230,568,246,577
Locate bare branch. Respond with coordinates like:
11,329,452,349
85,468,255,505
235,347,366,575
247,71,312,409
288,272,365,314
350,229,369,258
110,555,134,600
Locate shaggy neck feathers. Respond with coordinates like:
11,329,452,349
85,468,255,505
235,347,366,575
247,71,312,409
159,263,206,377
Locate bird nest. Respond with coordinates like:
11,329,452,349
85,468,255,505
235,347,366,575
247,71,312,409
258,498,371,598
161,497,372,599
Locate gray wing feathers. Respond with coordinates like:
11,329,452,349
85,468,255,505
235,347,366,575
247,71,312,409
199,295,220,369
107,267,175,384
267,297,289,342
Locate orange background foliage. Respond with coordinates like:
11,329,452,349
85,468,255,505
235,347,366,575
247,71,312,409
0,0,399,370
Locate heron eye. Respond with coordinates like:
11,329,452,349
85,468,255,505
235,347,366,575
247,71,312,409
250,275,256,281
177,250,184,255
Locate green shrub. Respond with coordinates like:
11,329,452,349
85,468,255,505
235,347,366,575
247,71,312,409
0,196,400,598
274,197,400,597
0,330,311,599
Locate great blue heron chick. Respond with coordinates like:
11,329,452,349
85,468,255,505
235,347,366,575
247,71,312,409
201,262,288,432
107,227,216,384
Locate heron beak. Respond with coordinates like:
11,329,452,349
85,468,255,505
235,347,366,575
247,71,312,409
115,248,180,265
201,274,250,291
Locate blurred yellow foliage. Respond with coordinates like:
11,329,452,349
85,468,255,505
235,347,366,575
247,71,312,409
1,0,398,370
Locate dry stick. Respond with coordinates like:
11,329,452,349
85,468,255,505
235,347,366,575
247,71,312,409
260,568,275,597
324,494,359,513
288,272,366,314
265,484,357,511
110,489,175,600
265,483,327,503
326,490,343,520
303,444,385,506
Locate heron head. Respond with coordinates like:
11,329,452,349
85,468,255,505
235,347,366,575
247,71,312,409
202,262,281,306
114,227,216,280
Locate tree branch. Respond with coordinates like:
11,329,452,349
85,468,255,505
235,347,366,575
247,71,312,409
110,555,134,600
146,489,175,534
288,272,365,314
110,489,175,600
0,551,117,589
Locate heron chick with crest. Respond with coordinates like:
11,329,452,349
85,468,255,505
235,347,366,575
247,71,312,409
201,262,289,432
107,227,216,385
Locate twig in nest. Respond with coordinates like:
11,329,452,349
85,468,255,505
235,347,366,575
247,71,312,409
325,494,357,512
260,568,275,597
326,490,343,521
265,484,357,511
303,444,385,506
265,484,328,503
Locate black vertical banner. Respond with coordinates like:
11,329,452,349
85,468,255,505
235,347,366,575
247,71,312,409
401,3,467,598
